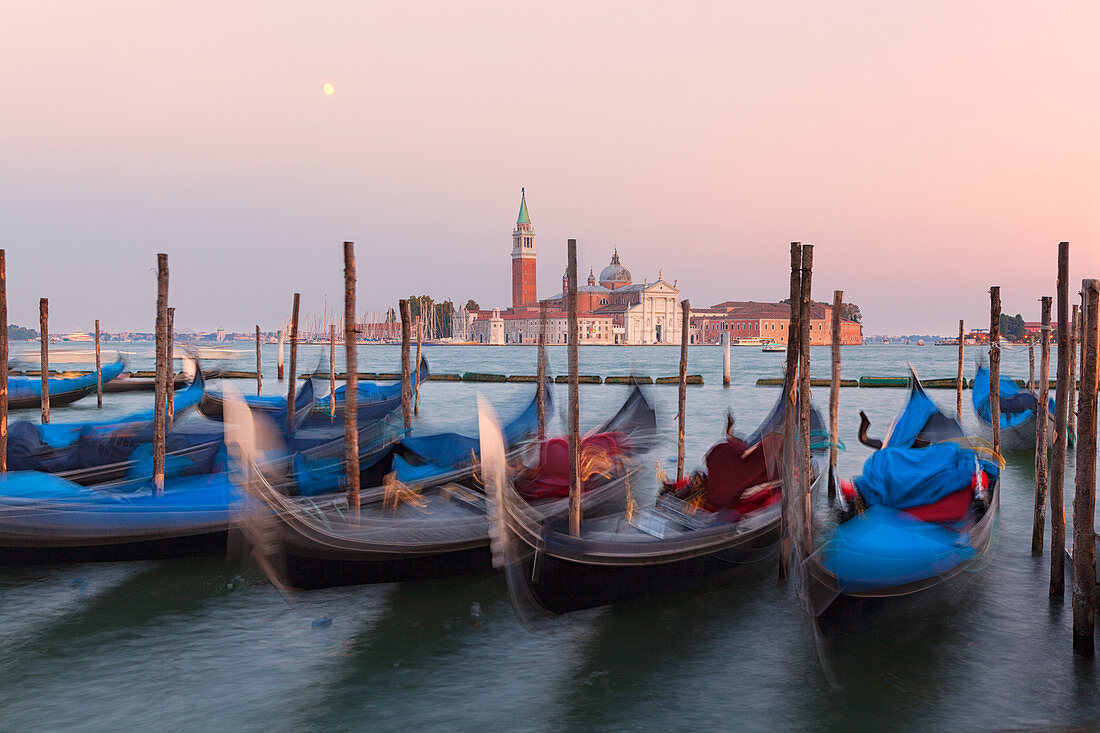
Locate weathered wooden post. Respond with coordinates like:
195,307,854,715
828,289,843,501
1032,296,1051,555
956,319,965,422
344,242,360,512
798,245,814,548
286,293,300,436
1050,243,1070,597
722,331,731,388
677,298,690,482
990,286,1002,455
39,298,49,424
1068,304,1079,440
414,315,422,416
1072,278,1099,658
329,324,337,418
536,300,548,442
166,307,175,432
567,239,582,537
253,325,262,396
779,242,803,578
1028,334,1036,392
0,250,7,471
95,319,102,408
152,254,169,495
277,328,284,380
399,299,412,430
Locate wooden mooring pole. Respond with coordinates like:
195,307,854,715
166,307,175,432
567,239,582,537
779,242,803,579
536,300,548,442
286,293,300,436
828,289,842,501
414,315,422,416
399,299,412,430
152,254,168,494
255,325,262,396
0,250,7,471
990,286,1002,455
798,245,814,549
956,319,965,422
277,329,284,380
1068,304,1079,441
95,319,102,408
1028,335,1036,392
1050,242,1070,597
329,324,337,419
39,298,49,424
722,331,731,388
1072,278,1099,658
344,242,360,512
677,298,690,482
1032,296,1051,555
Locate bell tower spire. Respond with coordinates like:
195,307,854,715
511,188,537,310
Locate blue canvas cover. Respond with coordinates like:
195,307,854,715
972,365,1053,430
7,360,125,402
855,443,977,510
821,505,977,592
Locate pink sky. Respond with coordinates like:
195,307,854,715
1,1,1097,334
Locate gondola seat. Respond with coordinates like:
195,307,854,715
515,433,628,501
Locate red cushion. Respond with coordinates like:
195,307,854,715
701,437,772,511
515,432,627,501
903,487,973,522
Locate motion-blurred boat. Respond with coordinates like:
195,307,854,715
490,392,825,614
804,369,1001,622
246,385,657,590
971,365,1066,452
6,359,125,410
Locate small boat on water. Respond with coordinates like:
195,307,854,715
489,392,826,614
761,341,785,353
971,365,1065,452
199,376,317,430
6,359,126,410
804,370,1001,623
246,385,656,590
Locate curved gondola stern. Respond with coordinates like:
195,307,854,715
479,394,559,629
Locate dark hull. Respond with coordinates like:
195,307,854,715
518,525,780,614
103,376,189,393
284,543,492,589
0,530,227,566
8,386,95,410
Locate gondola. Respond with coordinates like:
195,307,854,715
313,356,429,418
804,369,1001,622
6,359,126,409
198,376,317,429
488,393,826,615
0,399,400,565
6,364,208,481
246,385,657,590
971,365,1066,452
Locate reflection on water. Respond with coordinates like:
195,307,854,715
0,344,1097,731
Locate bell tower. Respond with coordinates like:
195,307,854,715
511,188,537,310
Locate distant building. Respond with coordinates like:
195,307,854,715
470,190,681,345
690,301,862,345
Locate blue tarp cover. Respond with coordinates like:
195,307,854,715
885,385,941,448
821,505,977,592
972,365,1053,430
856,443,976,510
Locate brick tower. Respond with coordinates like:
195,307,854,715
511,188,537,310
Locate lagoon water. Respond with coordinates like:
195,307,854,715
1,343,1097,731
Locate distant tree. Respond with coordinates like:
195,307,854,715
1000,313,1026,341
8,325,37,340
385,307,396,323
840,303,863,324
465,299,480,312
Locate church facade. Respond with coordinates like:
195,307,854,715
471,191,682,345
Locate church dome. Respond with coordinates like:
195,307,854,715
599,249,631,285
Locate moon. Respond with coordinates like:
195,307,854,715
322,83,335,96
